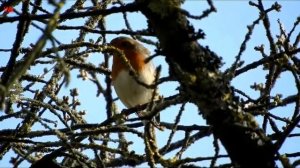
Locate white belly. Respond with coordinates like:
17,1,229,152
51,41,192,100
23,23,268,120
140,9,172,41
112,69,156,108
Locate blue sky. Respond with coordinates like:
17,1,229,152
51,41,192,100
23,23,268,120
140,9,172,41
0,1,299,167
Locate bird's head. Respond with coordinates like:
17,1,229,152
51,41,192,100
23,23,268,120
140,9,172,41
110,37,150,81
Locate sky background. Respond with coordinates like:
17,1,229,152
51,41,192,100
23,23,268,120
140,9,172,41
0,0,299,167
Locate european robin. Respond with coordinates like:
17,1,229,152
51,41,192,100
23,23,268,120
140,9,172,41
110,36,160,122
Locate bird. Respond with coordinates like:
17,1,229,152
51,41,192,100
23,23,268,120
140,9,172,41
110,36,160,123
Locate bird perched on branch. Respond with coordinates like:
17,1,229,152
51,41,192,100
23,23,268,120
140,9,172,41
110,36,160,123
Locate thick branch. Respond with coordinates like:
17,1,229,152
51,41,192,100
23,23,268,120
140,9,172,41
137,0,276,167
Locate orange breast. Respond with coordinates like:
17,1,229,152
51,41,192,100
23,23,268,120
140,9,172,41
111,50,146,81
